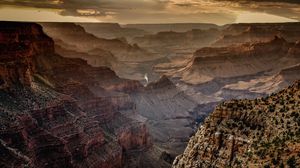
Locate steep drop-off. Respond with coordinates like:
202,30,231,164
0,21,151,168
174,80,300,168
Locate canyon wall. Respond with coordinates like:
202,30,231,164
174,81,300,168
0,21,151,168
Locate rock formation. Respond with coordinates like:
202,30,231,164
123,23,219,34
79,23,148,40
40,23,156,62
0,21,151,168
133,29,221,49
181,36,299,85
214,23,300,47
173,80,300,168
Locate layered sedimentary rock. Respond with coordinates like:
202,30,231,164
132,29,221,59
40,22,164,82
0,21,151,168
124,23,219,34
214,23,300,47
40,23,156,62
173,81,300,168
0,22,54,89
181,36,300,85
133,29,221,49
79,23,148,40
223,63,300,96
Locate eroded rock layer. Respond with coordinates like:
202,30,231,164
173,81,300,168
0,21,151,168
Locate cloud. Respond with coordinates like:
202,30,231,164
213,0,300,20
173,2,200,7
0,0,171,16
213,0,300,5
0,0,299,24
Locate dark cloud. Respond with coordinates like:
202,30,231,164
210,0,300,21
0,0,104,16
0,0,299,23
174,2,199,7
0,0,170,16
213,0,300,4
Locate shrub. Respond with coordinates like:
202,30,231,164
287,156,296,168
272,158,279,165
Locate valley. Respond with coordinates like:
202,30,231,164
0,21,300,168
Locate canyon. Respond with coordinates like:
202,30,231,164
0,22,151,168
0,21,300,168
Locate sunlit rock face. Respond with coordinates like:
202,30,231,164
178,36,300,86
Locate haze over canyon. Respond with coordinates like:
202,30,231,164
1,0,300,168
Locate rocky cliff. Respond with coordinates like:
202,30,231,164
173,80,300,168
124,23,219,34
0,21,151,168
214,23,300,47
39,22,164,82
133,29,221,49
79,23,148,40
0,22,54,89
181,36,299,85
40,23,156,62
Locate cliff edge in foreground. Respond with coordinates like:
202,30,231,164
173,80,300,168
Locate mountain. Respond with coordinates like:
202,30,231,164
79,23,148,40
180,36,300,85
132,29,221,51
0,21,151,168
39,22,166,82
214,23,300,47
40,22,156,62
173,80,300,168
124,23,220,34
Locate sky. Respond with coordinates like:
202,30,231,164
0,0,299,25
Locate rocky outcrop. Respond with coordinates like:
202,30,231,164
0,21,152,168
79,23,148,40
173,81,300,168
0,22,54,89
